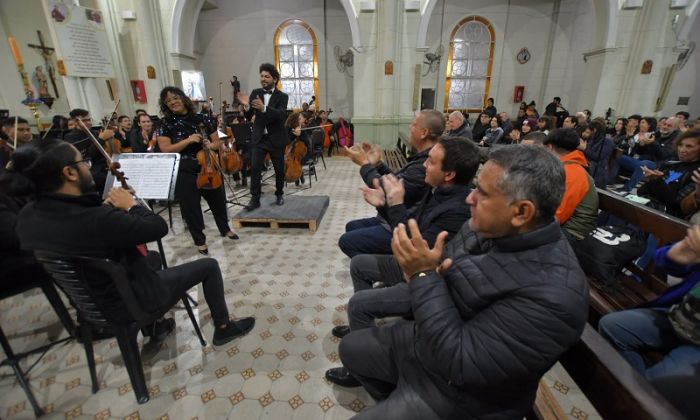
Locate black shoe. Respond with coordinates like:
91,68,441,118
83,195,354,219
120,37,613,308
275,196,285,206
143,318,175,341
213,317,255,346
325,367,361,387
244,200,260,211
332,325,350,339
300,174,305,184
197,246,209,255
223,232,240,240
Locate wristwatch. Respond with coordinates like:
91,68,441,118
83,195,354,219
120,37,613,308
410,271,429,281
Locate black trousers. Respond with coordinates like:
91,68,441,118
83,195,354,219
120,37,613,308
175,159,230,246
339,321,442,419
250,138,285,200
156,255,230,326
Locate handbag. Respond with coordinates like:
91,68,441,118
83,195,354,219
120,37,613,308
572,225,647,286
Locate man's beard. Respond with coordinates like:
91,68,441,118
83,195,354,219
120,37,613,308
77,169,97,194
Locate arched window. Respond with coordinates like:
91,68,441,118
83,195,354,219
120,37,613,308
444,16,495,112
274,20,319,110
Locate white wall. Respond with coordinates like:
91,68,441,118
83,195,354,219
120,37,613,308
195,0,354,118
421,0,597,118
659,12,700,118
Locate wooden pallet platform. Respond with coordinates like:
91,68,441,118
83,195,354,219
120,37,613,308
231,195,329,233
232,217,317,232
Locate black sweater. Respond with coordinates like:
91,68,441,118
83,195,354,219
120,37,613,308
16,192,169,320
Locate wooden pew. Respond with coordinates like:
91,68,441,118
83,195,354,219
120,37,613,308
559,324,685,420
587,188,690,323
382,148,408,173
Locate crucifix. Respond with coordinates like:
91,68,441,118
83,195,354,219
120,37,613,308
28,30,60,98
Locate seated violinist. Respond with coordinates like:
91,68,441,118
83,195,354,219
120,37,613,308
12,140,255,345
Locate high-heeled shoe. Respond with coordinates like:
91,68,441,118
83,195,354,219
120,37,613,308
197,245,209,255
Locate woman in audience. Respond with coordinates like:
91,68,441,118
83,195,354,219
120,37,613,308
471,112,491,141
508,126,522,144
637,128,700,216
522,118,537,136
583,120,616,187
537,116,556,135
481,116,504,146
616,116,662,192
609,117,628,146
599,224,700,418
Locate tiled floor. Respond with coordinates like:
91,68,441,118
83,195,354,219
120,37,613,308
1,157,600,419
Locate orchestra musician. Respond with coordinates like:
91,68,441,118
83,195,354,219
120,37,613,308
156,87,239,255
128,113,156,153
238,63,289,210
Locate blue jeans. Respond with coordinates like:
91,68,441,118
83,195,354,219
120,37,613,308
338,217,393,258
616,155,656,191
599,308,700,382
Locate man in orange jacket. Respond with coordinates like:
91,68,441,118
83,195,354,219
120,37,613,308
543,128,599,242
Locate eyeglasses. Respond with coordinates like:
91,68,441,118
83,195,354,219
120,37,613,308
69,158,92,168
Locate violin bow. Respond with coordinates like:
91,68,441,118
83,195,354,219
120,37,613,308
76,119,151,210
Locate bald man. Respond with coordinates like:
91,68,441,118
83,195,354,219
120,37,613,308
445,111,472,140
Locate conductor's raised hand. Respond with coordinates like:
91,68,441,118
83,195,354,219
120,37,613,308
360,178,386,208
391,219,448,281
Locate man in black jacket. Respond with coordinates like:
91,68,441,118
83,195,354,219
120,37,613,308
339,110,443,257
331,145,589,419
14,141,254,346
445,111,472,140
238,63,289,209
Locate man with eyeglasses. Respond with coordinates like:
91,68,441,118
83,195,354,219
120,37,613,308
64,108,111,193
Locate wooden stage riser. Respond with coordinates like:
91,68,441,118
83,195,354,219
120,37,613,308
232,219,317,232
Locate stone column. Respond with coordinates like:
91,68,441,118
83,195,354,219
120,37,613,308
352,0,419,149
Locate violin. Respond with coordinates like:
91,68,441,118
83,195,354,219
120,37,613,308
219,125,243,174
284,123,308,183
195,123,222,190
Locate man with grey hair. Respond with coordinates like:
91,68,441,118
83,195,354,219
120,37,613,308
445,110,472,139
333,145,589,419
659,116,680,160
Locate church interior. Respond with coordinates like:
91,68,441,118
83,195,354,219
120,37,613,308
1,0,700,419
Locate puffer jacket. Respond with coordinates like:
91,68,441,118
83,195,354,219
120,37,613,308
406,220,589,419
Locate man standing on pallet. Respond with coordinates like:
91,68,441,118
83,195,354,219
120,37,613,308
239,63,289,210
339,110,443,257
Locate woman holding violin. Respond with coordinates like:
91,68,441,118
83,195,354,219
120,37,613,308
156,87,239,255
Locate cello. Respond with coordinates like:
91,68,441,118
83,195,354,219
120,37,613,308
195,123,223,190
219,126,243,174
284,112,308,183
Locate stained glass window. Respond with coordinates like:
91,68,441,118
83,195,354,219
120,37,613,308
275,20,318,110
445,17,494,111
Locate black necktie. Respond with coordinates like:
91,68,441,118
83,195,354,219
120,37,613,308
263,90,273,95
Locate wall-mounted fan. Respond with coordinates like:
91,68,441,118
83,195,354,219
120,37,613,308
334,46,354,77
423,44,443,76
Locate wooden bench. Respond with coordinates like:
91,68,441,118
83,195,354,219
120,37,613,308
587,188,690,323
382,148,408,173
558,324,685,420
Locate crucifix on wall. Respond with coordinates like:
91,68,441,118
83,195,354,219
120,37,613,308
28,30,60,99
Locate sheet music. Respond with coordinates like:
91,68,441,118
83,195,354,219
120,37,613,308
105,153,180,200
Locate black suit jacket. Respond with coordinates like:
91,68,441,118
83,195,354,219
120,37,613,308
245,88,289,149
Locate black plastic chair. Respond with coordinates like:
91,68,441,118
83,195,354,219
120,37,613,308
34,250,207,404
310,130,327,170
0,276,76,417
